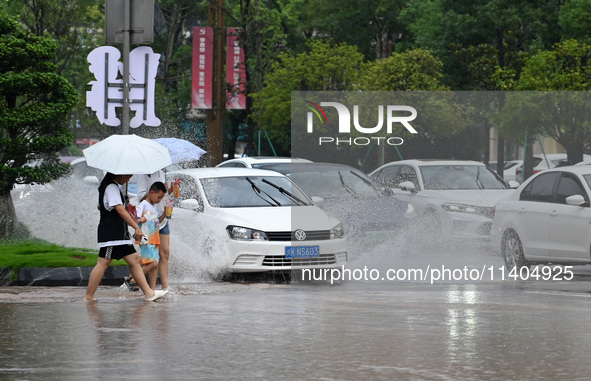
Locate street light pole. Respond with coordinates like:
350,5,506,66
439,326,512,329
122,0,131,135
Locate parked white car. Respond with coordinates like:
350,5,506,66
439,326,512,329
513,153,591,183
369,160,516,240
492,165,591,270
165,168,347,273
216,156,312,168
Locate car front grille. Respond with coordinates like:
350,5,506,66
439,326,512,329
262,254,336,266
265,230,331,241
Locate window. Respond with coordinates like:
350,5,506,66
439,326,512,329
520,172,558,202
375,165,400,188
555,173,587,204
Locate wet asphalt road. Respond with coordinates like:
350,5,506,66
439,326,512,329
2,268,591,380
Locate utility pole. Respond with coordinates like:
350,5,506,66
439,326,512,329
122,0,131,134
206,0,226,165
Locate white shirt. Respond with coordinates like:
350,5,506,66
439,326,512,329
102,183,124,211
137,170,169,230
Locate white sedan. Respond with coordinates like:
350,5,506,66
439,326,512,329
165,168,347,273
216,156,312,168
369,159,517,240
492,166,591,270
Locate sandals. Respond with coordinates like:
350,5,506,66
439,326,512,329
121,276,140,292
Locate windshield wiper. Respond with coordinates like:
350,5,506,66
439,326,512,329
338,171,358,197
245,177,280,206
350,171,373,186
261,178,306,206
475,166,484,189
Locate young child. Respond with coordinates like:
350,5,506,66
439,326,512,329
123,181,167,291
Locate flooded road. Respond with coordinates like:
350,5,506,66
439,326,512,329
2,278,591,380
7,177,591,379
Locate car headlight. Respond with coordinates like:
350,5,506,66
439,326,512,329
330,223,344,239
441,203,495,218
227,225,268,240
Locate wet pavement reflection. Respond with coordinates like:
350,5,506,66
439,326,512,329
2,279,591,380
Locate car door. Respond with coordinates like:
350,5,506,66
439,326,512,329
515,172,559,260
548,172,591,261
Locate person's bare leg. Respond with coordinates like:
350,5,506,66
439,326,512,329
124,253,155,298
85,257,112,300
159,234,170,289
127,261,157,282
147,262,158,289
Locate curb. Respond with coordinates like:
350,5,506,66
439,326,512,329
1,267,129,287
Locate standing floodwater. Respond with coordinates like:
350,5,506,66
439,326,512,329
2,280,591,380
8,176,591,379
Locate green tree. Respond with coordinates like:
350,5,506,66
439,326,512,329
296,0,408,60
514,39,591,166
224,0,304,156
358,49,467,144
0,13,78,238
252,39,365,154
151,0,206,130
559,0,591,42
359,49,449,91
4,0,105,139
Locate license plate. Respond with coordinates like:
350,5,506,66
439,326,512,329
285,245,320,258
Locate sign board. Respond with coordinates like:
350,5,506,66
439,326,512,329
191,27,214,109
86,46,161,127
225,27,246,109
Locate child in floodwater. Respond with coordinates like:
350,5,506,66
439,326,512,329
137,170,179,292
122,181,167,291
84,173,168,302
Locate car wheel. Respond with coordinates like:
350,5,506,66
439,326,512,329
501,229,530,271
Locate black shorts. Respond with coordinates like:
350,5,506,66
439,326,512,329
98,245,137,260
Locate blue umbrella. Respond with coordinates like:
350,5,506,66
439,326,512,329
153,138,207,164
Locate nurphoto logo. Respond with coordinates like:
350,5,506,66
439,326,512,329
305,100,418,146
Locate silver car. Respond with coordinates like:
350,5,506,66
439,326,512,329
369,159,515,240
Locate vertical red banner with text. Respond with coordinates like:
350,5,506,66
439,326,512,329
192,27,213,109
225,27,246,110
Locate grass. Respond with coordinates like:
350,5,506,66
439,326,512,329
0,239,126,275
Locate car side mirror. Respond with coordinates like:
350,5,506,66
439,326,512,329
180,198,203,212
507,180,520,189
311,196,324,206
398,181,417,193
566,194,589,207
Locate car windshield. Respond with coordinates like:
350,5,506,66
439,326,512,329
583,175,591,190
420,165,507,190
200,176,312,208
288,170,381,198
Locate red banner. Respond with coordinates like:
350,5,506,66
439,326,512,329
192,27,213,109
225,27,246,110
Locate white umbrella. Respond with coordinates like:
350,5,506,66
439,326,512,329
83,134,172,175
153,137,207,164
